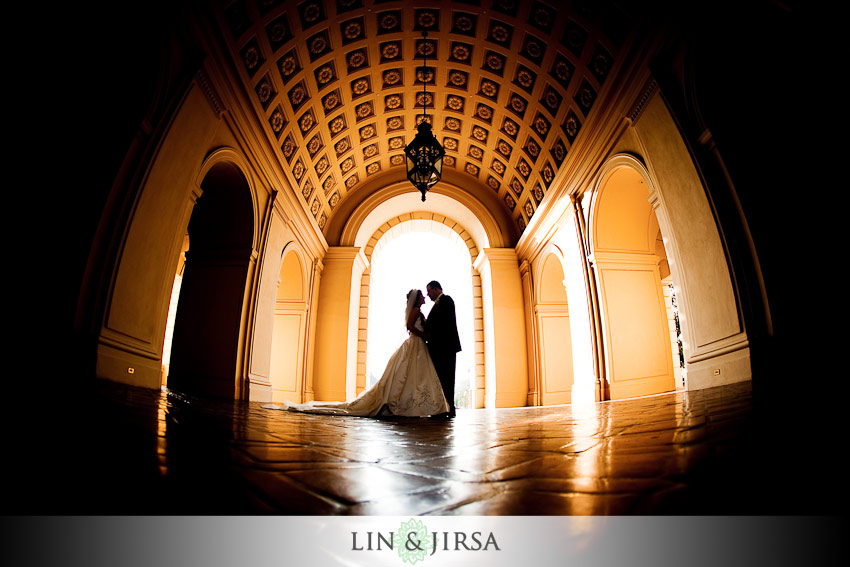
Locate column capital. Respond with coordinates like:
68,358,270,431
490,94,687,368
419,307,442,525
323,246,369,271
473,247,519,272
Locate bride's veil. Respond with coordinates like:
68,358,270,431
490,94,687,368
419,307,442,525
404,289,420,325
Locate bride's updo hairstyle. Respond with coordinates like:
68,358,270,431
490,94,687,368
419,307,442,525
405,289,422,325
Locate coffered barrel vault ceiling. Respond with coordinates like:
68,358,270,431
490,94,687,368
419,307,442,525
216,0,637,234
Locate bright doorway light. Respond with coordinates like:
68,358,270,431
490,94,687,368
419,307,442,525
160,273,182,386
366,229,474,408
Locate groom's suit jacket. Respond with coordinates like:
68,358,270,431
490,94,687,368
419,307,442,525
426,294,461,412
425,294,462,355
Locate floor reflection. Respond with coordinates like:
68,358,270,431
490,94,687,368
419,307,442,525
33,380,763,514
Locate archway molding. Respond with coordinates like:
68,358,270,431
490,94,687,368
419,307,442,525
337,179,508,250
195,147,263,252
277,241,309,301
586,155,656,253
534,244,567,296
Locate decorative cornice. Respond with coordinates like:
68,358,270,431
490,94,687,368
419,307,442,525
628,78,658,123
195,67,225,117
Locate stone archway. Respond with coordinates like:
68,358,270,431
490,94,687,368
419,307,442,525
585,144,751,393
354,212,486,408
312,183,528,409
168,161,256,399
588,165,676,400
267,244,309,403
95,143,263,394
533,248,575,405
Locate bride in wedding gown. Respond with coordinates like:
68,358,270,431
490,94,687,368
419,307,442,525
283,289,450,417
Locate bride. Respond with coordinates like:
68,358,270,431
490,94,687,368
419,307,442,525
283,289,450,417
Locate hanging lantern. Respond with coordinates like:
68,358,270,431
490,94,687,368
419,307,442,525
405,121,444,201
404,32,444,202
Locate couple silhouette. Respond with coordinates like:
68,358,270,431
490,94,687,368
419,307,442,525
285,281,461,419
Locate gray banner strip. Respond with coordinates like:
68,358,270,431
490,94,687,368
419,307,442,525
3,516,841,567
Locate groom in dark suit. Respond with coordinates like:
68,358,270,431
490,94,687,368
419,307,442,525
424,280,462,418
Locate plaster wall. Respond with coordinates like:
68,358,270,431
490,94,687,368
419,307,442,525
595,254,676,399
634,95,750,388
97,84,226,388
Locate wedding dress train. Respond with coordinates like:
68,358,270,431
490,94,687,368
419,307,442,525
283,316,449,417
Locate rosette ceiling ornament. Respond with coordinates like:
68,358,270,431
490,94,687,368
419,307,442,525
404,31,445,201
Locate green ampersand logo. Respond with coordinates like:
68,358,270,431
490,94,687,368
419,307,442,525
394,518,433,564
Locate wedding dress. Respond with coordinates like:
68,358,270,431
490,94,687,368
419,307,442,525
283,295,449,417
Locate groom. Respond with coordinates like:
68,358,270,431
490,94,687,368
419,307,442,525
424,280,462,418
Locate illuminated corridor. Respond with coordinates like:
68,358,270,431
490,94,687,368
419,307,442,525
18,0,830,522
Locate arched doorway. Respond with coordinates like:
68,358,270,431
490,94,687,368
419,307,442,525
535,250,575,405
313,184,528,409
653,227,687,389
589,166,676,400
364,224,476,409
268,246,309,403
167,161,255,399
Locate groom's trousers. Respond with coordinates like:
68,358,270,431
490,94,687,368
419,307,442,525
431,350,456,412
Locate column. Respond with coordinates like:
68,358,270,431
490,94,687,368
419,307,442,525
246,200,287,402
302,257,323,402
311,247,368,401
519,260,540,406
473,248,529,408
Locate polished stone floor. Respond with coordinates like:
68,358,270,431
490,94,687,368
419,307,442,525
12,379,799,515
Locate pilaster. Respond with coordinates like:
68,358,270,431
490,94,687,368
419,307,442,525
474,248,528,408
312,247,368,401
